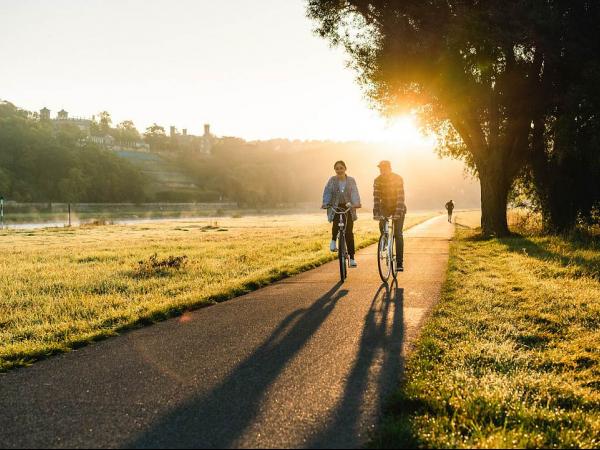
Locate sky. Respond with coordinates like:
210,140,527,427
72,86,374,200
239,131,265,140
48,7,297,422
0,0,434,146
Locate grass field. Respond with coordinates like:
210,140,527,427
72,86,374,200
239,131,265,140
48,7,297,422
0,212,434,372
374,211,600,448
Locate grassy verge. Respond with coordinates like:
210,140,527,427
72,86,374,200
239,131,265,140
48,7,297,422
373,225,600,448
0,213,433,372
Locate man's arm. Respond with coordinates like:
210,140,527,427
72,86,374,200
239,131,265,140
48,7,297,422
394,175,406,216
373,177,382,218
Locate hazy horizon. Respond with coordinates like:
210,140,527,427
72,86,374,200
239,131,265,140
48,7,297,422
1,0,435,147
1,0,481,208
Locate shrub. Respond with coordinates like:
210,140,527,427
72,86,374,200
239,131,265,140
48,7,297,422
133,253,188,278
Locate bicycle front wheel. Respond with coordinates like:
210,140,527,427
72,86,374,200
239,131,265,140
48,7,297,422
338,235,347,282
377,233,390,282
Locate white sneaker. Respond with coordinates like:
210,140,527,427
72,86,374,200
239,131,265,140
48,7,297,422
349,259,357,268
330,240,337,252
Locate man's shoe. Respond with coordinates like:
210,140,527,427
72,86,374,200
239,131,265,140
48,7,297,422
349,259,358,268
330,240,337,252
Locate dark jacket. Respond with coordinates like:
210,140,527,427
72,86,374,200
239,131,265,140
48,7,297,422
373,173,406,218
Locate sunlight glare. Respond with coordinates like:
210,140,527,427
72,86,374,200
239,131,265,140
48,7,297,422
363,114,436,150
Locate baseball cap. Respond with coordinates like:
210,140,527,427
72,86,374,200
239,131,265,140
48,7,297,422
377,160,391,168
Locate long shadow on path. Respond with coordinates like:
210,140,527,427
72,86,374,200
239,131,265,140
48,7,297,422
129,283,347,448
308,281,405,448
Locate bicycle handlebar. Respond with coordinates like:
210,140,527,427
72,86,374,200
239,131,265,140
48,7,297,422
325,204,353,214
375,214,403,221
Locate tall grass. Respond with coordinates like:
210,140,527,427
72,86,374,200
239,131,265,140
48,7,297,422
373,225,600,448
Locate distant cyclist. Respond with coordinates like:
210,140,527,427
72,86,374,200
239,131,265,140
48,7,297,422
322,160,362,268
373,160,406,271
445,200,455,223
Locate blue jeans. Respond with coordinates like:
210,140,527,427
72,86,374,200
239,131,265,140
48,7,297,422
332,210,355,258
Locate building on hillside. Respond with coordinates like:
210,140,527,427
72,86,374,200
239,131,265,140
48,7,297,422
53,109,94,133
201,123,213,154
40,107,51,121
40,107,94,134
88,134,115,146
38,107,150,152
167,123,214,155
111,143,151,152
39,107,215,155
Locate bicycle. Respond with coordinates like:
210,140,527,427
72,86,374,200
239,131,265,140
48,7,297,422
377,216,398,282
325,203,353,283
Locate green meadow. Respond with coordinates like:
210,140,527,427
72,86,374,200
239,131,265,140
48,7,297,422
374,211,600,449
0,212,433,372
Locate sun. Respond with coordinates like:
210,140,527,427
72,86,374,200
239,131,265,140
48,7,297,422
358,114,434,148
380,115,431,146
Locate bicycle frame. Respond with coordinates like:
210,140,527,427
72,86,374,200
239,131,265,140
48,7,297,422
331,205,352,238
330,205,352,282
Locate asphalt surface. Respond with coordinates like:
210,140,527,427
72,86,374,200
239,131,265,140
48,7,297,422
0,215,454,449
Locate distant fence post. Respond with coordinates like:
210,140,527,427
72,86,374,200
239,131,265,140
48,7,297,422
0,196,3,229
68,203,71,227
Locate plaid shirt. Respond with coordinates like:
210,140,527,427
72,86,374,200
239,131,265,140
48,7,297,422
373,173,406,218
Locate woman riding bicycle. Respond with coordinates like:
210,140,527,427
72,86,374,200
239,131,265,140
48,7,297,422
321,160,362,267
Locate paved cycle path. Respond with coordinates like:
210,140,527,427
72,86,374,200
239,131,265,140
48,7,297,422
0,215,454,449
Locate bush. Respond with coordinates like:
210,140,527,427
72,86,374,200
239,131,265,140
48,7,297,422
133,253,188,278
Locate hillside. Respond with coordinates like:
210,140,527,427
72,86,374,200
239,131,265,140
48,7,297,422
114,151,206,201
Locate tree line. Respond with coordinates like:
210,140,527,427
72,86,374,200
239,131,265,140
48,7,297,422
176,138,359,207
0,101,148,202
88,111,201,153
176,137,479,209
308,0,600,235
0,102,370,206
0,99,480,208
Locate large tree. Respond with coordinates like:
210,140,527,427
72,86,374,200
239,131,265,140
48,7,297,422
115,120,141,145
144,123,168,152
308,1,564,236
525,3,600,232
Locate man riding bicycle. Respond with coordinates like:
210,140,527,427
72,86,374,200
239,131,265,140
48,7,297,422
373,160,407,271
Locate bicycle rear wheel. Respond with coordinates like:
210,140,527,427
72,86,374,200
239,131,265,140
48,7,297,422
338,235,347,282
377,233,390,282
390,232,398,280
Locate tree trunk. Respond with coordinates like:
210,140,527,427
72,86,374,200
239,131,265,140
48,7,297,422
541,181,578,234
478,162,511,237
530,133,579,234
